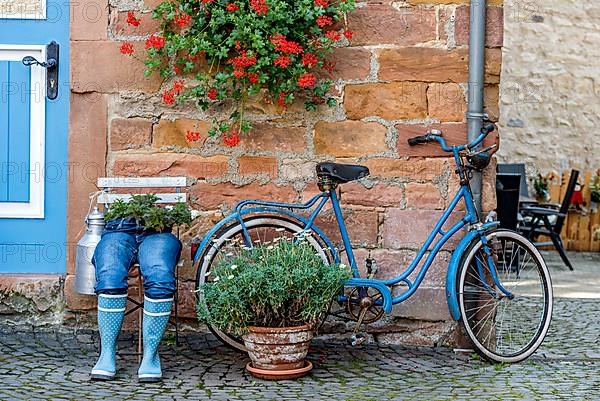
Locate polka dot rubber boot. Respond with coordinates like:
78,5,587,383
138,296,173,383
91,294,127,381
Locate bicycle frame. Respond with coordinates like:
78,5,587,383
193,134,510,320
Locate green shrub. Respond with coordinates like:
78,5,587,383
197,237,351,336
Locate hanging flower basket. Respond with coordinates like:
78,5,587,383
121,0,356,146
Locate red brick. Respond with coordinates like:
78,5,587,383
392,287,451,321
191,182,297,210
64,275,97,311
378,48,468,83
455,6,504,48
153,119,210,148
405,182,444,209
349,5,436,46
340,182,403,208
177,281,196,319
112,153,229,179
427,83,466,122
111,11,161,37
315,209,379,247
408,0,503,4
314,120,388,157
238,156,278,178
320,47,371,81
110,118,152,151
71,41,161,93
469,48,502,85
240,123,306,153
484,84,500,121
363,158,450,181
396,123,498,157
382,208,462,250
353,248,451,288
71,0,109,41
345,82,427,120
67,93,108,274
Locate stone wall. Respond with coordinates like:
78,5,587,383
62,0,502,345
498,0,600,174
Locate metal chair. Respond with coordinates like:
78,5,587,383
496,173,521,231
97,176,187,357
518,170,580,270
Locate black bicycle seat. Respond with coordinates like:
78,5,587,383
316,162,370,184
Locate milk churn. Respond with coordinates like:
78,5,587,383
74,207,105,295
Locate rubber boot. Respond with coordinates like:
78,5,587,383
91,294,127,380
137,297,173,382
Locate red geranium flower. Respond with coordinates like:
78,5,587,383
343,29,353,40
126,11,140,27
248,72,259,84
186,130,202,142
119,42,134,55
322,60,335,73
316,15,333,28
297,73,316,88
273,55,291,68
270,35,303,54
173,79,185,95
250,0,269,15
162,90,175,105
314,0,328,7
325,30,341,42
301,53,318,68
146,34,166,50
226,2,239,12
207,88,218,100
277,92,288,108
174,12,192,28
202,0,214,3
223,130,240,147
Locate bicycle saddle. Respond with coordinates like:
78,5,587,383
316,162,370,184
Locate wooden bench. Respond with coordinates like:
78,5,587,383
97,176,187,357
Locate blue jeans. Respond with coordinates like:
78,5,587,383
92,218,182,300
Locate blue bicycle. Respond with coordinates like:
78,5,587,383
194,124,553,363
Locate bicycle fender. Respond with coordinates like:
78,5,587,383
445,221,500,321
192,207,338,264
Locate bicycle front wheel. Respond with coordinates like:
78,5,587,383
457,229,553,363
195,215,332,352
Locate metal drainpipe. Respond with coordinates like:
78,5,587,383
466,0,487,214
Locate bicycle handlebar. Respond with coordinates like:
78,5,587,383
407,123,495,152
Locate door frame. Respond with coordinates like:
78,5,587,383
0,44,46,218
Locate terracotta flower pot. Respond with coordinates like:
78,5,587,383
242,325,313,380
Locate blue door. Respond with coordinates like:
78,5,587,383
0,2,70,273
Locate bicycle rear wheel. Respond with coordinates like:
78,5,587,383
457,229,553,363
195,215,332,351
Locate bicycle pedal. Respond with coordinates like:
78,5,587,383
349,333,367,347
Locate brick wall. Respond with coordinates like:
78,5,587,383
66,0,503,345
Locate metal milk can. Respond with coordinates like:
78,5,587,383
74,207,105,295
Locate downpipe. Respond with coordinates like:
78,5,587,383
467,0,487,214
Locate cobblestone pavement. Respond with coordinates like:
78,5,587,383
1,252,599,401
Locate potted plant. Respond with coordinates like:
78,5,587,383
533,173,550,202
590,170,600,211
197,236,350,380
104,194,192,231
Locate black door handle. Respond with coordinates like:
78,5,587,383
22,41,59,100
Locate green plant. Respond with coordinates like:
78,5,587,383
197,237,351,336
104,194,192,231
121,0,356,146
533,173,550,201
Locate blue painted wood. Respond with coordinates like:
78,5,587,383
0,61,8,202
0,5,70,273
7,61,31,202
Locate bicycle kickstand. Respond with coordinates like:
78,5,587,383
349,307,369,347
